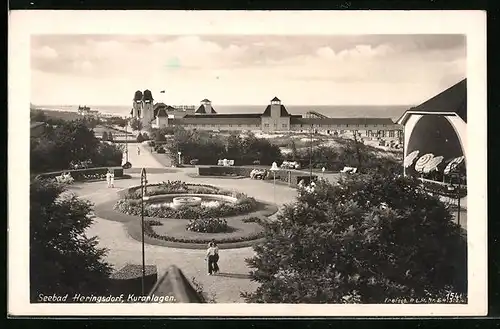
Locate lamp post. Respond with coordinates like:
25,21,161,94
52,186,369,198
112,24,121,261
309,125,313,181
140,168,148,295
177,151,182,166
270,162,279,204
125,116,130,163
322,167,326,180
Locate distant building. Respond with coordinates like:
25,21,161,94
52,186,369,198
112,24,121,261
130,91,402,138
397,79,467,179
77,105,99,117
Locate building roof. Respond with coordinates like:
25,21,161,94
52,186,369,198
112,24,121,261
290,117,397,126
143,89,154,102
170,117,261,126
134,90,143,101
397,79,467,125
261,105,291,117
271,96,281,102
195,105,206,114
184,113,262,119
195,105,217,114
155,108,169,117
201,99,211,103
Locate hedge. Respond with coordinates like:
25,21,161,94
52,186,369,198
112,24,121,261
35,166,124,181
107,264,158,298
197,166,317,187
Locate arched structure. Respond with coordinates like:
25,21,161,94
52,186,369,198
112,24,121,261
397,79,467,182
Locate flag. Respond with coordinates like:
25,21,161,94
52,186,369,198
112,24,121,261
160,90,165,93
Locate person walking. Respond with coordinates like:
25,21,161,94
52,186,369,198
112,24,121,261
137,146,141,155
213,241,220,274
205,242,217,275
110,170,115,188
105,170,112,188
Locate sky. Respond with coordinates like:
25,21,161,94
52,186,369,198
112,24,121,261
30,34,466,106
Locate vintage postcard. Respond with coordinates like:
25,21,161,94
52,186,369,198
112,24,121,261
8,10,487,317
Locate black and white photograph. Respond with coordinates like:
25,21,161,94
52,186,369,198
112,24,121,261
9,11,487,317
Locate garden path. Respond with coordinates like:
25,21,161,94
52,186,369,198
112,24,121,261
124,142,165,169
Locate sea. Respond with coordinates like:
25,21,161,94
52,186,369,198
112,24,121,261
35,104,410,121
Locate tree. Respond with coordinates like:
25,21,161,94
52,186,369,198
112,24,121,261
136,132,145,143
243,173,467,303
31,109,47,122
102,131,109,141
30,180,113,301
54,121,100,168
107,131,114,142
155,130,167,142
130,118,143,132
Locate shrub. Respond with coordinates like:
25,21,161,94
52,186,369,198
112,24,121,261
143,220,264,244
242,217,261,223
122,162,132,169
115,197,258,220
253,160,261,165
157,147,166,154
186,218,229,233
136,133,145,143
108,264,158,298
243,173,467,303
190,159,199,165
142,132,149,140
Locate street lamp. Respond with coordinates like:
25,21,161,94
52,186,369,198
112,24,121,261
309,125,314,180
177,151,182,166
322,167,326,180
140,168,148,295
125,115,130,163
270,162,279,204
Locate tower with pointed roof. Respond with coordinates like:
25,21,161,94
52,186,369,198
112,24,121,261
261,97,291,132
195,99,217,115
130,90,155,129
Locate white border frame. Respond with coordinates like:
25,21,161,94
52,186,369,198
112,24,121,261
8,10,487,317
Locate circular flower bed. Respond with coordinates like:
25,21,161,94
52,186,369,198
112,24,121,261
186,218,229,233
114,180,259,219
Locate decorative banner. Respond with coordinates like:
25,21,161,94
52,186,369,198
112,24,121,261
414,153,434,173
423,155,444,173
444,156,465,175
403,150,420,168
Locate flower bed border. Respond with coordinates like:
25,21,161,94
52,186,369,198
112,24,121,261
185,173,247,180
94,196,277,249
